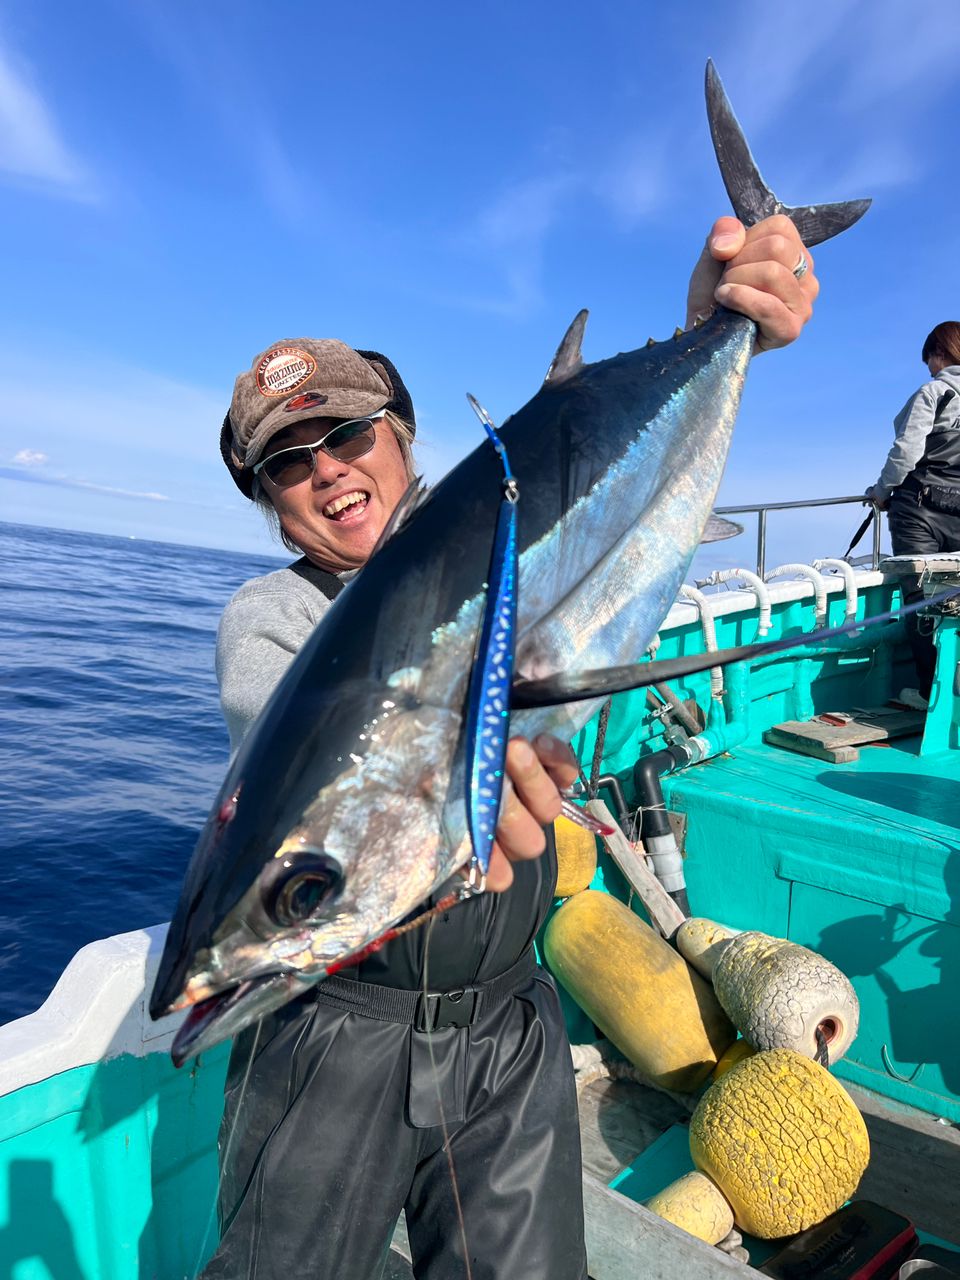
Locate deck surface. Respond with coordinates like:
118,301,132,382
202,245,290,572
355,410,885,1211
674,730,960,847
849,1083,960,1247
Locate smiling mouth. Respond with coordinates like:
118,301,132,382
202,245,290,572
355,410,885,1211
323,490,369,520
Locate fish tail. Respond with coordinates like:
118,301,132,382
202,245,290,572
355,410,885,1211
705,60,871,247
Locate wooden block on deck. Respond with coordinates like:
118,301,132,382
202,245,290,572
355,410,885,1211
763,706,926,764
762,730,861,763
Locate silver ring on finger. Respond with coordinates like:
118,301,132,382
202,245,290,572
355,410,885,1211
792,252,809,281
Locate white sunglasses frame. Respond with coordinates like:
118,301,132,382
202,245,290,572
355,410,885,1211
251,414,386,487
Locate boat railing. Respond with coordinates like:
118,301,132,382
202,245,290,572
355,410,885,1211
713,495,881,578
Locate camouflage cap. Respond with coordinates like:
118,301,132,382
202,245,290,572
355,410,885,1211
220,339,416,498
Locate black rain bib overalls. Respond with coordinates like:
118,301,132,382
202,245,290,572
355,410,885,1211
201,812,586,1280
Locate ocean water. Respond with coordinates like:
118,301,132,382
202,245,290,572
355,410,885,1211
0,521,286,1025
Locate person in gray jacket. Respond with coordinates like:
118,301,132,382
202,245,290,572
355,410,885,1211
866,321,960,701
205,212,819,1280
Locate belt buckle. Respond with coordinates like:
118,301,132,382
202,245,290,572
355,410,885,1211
414,987,478,1032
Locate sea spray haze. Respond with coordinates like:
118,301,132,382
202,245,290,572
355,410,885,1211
151,63,870,1064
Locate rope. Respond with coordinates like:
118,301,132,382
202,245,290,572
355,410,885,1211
814,1025,830,1069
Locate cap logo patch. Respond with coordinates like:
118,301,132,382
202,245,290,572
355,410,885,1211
256,347,317,398
284,391,329,413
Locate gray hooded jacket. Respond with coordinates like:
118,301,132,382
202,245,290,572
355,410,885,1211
873,365,960,501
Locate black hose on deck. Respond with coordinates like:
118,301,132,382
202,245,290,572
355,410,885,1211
594,773,632,835
632,747,691,916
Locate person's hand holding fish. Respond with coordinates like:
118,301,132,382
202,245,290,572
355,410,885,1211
686,213,819,352
486,734,580,890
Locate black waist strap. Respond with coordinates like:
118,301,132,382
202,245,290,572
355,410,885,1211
310,949,537,1032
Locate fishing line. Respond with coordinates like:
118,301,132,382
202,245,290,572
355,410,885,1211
191,1018,263,1279
324,887,472,976
421,914,474,1280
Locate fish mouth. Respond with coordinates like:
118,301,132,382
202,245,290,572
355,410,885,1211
170,970,317,1067
171,980,257,1067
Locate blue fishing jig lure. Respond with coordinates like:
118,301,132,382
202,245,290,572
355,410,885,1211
463,394,519,886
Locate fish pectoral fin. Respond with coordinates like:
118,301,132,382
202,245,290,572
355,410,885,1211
512,647,761,707
510,586,960,708
543,310,588,385
702,513,743,544
706,59,870,246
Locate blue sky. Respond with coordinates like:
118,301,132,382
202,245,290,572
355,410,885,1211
1,0,959,569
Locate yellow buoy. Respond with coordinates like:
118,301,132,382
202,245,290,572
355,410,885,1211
690,1049,870,1238
553,814,598,897
646,1049,870,1244
543,890,736,1092
710,1037,755,1083
645,1171,734,1244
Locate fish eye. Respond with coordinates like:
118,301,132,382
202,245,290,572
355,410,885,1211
261,849,344,927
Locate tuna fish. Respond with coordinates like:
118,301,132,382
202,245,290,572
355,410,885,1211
150,63,869,1064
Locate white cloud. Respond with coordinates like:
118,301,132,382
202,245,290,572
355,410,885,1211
0,346,226,466
707,0,958,200
68,477,169,501
0,37,95,199
469,175,577,250
0,465,168,501
11,448,47,466
599,136,672,228
829,137,922,195
711,0,862,135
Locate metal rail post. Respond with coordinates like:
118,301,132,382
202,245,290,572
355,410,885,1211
713,496,883,577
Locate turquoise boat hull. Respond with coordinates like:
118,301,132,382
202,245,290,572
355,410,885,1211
2,559,958,1277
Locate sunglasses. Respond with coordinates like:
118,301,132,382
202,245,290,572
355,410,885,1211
252,416,381,489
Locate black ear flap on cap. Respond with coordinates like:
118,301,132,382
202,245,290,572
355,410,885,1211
356,350,416,434
220,412,256,499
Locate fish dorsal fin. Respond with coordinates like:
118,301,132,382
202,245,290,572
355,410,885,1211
544,310,588,385
370,475,427,557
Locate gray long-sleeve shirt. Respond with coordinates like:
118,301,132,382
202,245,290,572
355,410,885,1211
216,564,352,752
872,365,960,501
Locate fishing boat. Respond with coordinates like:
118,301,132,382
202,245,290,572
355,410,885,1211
2,494,958,1279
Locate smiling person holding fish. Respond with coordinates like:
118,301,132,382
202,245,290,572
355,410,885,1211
147,62,877,1280
187,217,818,1280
